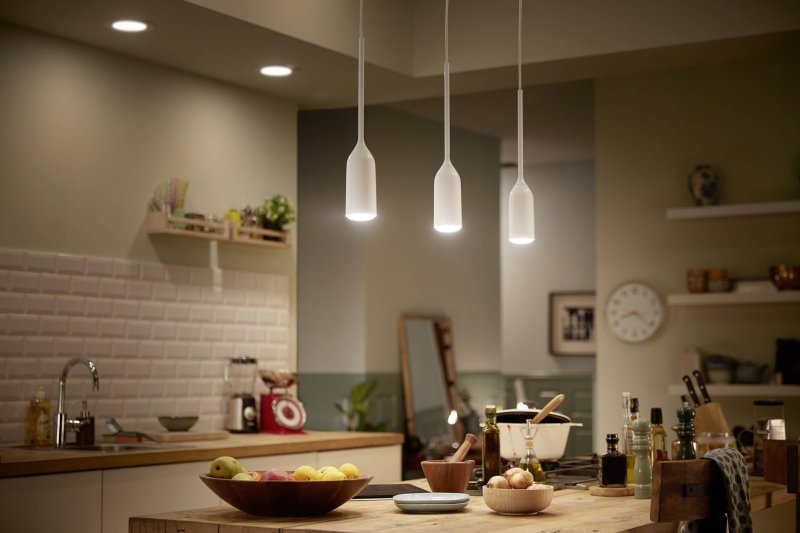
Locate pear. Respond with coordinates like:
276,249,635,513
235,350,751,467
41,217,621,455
339,463,360,479
232,472,255,481
209,456,247,479
321,468,346,481
293,465,321,481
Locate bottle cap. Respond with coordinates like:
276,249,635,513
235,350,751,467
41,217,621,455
606,433,619,445
485,405,497,415
35,386,46,399
630,397,639,413
651,407,662,424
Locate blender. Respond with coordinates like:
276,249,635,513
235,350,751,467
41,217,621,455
224,356,258,433
259,369,307,434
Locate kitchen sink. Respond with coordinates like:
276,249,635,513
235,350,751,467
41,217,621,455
11,442,191,452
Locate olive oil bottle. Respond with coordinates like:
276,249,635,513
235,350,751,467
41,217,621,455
519,421,545,483
481,405,501,484
27,386,52,446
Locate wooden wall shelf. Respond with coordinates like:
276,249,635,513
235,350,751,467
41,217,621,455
145,211,289,248
666,200,800,220
667,384,800,397
667,291,800,306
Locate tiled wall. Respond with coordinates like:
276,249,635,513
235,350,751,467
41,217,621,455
0,248,290,444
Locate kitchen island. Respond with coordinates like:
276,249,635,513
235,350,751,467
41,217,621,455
130,478,793,533
0,431,403,533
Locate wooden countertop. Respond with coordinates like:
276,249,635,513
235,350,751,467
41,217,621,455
0,431,404,478
129,479,793,533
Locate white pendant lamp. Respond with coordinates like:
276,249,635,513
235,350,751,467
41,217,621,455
433,0,462,233
508,0,535,245
346,0,377,222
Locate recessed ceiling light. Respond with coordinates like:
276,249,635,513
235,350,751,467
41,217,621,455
112,20,149,33
260,66,293,77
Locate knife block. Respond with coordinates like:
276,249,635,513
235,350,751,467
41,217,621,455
693,402,730,435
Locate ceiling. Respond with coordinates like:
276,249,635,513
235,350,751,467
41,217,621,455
1,0,798,163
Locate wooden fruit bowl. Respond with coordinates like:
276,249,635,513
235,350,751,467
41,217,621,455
199,474,372,516
483,485,554,515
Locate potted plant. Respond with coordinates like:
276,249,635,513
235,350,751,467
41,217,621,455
255,195,296,237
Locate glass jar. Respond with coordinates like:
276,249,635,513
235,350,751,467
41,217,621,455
687,269,708,293
695,432,734,457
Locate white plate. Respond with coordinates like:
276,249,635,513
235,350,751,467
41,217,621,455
393,492,470,513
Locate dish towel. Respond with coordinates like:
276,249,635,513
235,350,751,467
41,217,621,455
680,447,753,533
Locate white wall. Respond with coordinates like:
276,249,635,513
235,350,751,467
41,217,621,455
595,57,800,451
298,106,500,375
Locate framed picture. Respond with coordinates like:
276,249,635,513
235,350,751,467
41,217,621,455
549,292,596,357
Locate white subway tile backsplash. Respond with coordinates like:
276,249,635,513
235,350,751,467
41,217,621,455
24,251,56,272
139,341,164,359
139,301,165,320
0,247,290,442
56,254,86,275
113,300,139,318
8,314,39,335
99,318,126,337
0,292,26,312
0,249,25,270
70,317,98,337
85,297,113,317
152,322,177,340
100,279,126,298
113,259,140,279
113,340,139,358
140,262,165,282
55,295,85,316
127,280,152,300
8,271,40,292
40,316,70,336
85,257,114,277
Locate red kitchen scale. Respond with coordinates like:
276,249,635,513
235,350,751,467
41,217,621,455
259,370,307,434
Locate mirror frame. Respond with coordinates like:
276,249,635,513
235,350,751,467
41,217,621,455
397,313,463,444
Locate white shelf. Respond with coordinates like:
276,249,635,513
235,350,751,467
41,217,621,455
668,384,800,397
666,200,800,220
668,291,800,306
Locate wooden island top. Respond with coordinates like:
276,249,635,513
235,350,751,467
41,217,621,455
130,478,793,533
0,431,404,478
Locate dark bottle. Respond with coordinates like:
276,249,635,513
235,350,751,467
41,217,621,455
676,401,696,460
75,400,95,446
601,433,627,487
481,405,501,484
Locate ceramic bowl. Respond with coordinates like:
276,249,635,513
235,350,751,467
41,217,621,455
421,460,474,493
483,485,554,515
157,416,198,432
199,473,372,516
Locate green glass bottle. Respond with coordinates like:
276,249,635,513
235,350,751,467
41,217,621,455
482,405,501,484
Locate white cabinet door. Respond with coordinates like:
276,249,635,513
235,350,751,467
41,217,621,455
0,471,102,533
317,445,401,483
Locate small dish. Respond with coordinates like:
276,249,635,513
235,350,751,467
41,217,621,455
393,492,469,513
158,416,198,432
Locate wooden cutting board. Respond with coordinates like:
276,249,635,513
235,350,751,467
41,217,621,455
148,430,229,443
589,485,634,497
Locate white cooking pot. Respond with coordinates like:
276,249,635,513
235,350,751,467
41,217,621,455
496,409,582,461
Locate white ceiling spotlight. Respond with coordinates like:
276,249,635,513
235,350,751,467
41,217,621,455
433,0,461,234
508,0,535,245
345,0,377,222
111,20,149,33
259,65,293,77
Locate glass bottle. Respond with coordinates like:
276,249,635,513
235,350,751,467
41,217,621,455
620,392,631,454
650,407,669,464
625,397,639,486
519,421,545,483
27,386,51,446
600,433,627,487
481,405,501,484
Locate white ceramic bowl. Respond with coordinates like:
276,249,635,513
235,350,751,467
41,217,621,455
498,423,573,461
483,485,554,515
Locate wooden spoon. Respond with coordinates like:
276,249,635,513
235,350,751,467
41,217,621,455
451,433,478,462
529,394,565,424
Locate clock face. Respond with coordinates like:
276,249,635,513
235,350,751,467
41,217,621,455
605,282,664,343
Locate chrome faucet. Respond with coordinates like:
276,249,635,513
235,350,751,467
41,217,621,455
55,357,100,448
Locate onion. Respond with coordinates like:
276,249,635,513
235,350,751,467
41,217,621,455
504,467,524,480
486,475,511,489
509,472,532,489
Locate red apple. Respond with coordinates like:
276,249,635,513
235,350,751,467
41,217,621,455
261,468,292,481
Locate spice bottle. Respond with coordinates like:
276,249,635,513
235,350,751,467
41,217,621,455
600,433,626,487
632,418,652,499
676,401,696,460
519,420,545,483
481,405,501,483
26,386,52,446
650,407,669,464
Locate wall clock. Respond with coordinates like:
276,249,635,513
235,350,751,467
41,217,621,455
605,281,664,343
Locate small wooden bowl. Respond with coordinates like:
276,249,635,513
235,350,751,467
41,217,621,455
199,473,372,516
421,460,474,493
483,485,554,515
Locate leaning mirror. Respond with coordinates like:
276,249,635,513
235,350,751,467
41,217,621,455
398,314,462,457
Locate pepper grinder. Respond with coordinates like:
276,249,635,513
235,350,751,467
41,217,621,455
676,401,696,460
632,418,652,499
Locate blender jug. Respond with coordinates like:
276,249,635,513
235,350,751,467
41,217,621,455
225,356,258,433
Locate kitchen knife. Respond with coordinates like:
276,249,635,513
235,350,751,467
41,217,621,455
692,369,713,403
682,375,701,407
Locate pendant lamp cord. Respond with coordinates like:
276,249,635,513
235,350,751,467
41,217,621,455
444,0,450,161
358,0,365,142
517,0,524,180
